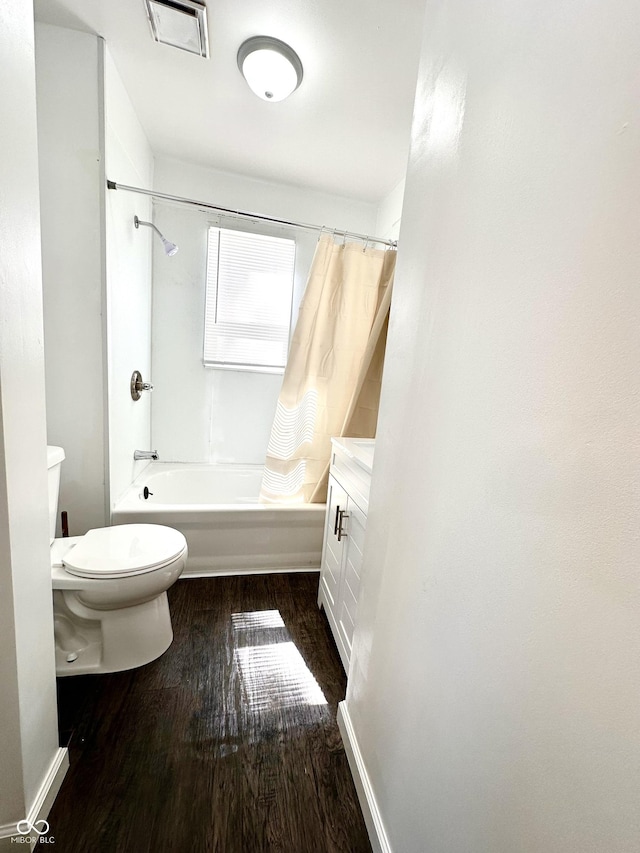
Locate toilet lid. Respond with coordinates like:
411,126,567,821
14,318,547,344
62,524,187,579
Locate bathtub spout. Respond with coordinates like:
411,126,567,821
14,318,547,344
134,450,159,461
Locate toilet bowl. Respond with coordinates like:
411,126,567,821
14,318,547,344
48,446,187,677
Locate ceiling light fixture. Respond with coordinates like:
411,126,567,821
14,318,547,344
143,0,209,58
237,36,303,102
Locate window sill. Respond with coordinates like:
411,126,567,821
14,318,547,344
203,363,285,376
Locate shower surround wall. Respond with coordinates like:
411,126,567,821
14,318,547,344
36,23,154,532
103,50,155,508
151,156,379,465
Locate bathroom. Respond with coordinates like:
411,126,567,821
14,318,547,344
36,15,410,573
2,0,640,851
23,0,417,846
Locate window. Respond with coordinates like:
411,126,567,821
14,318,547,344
203,226,296,371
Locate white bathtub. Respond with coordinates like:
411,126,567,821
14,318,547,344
111,463,325,577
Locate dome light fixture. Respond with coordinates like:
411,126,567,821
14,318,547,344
237,36,303,102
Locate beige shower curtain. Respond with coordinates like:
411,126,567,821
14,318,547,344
259,235,396,504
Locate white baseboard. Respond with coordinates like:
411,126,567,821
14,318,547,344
0,747,68,850
337,702,393,853
182,566,320,578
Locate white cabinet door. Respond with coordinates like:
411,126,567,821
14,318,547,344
336,498,366,662
319,474,348,614
318,441,373,675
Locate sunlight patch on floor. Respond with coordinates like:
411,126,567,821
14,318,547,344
231,609,285,630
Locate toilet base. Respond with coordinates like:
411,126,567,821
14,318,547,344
54,590,174,677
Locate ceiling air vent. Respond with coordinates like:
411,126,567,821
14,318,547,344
143,0,209,58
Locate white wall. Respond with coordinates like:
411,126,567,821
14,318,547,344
151,156,378,464
0,0,62,842
36,24,107,535
36,27,154,516
375,177,405,242
347,0,640,851
104,49,155,506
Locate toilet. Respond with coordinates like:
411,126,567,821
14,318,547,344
48,446,187,676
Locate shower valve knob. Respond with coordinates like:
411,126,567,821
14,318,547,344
130,370,154,401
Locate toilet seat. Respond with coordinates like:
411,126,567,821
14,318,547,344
61,524,187,579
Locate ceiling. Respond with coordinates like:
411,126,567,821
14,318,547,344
33,0,425,203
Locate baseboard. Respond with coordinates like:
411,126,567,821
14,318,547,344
337,702,392,853
182,566,320,579
0,747,68,850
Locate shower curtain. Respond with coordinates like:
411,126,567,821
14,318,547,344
259,234,396,504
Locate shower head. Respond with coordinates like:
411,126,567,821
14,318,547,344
134,215,179,256
160,236,179,257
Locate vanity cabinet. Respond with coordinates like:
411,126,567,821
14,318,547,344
318,438,374,673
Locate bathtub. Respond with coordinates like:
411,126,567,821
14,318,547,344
111,463,325,577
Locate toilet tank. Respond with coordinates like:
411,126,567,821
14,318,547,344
46,446,65,545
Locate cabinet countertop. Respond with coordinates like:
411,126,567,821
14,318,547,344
331,437,375,475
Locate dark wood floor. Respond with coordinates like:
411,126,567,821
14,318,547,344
49,573,372,853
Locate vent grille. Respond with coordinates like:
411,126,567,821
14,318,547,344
143,0,209,58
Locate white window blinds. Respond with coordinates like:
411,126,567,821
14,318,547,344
204,227,296,370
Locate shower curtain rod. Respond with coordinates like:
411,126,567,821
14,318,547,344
106,180,398,248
